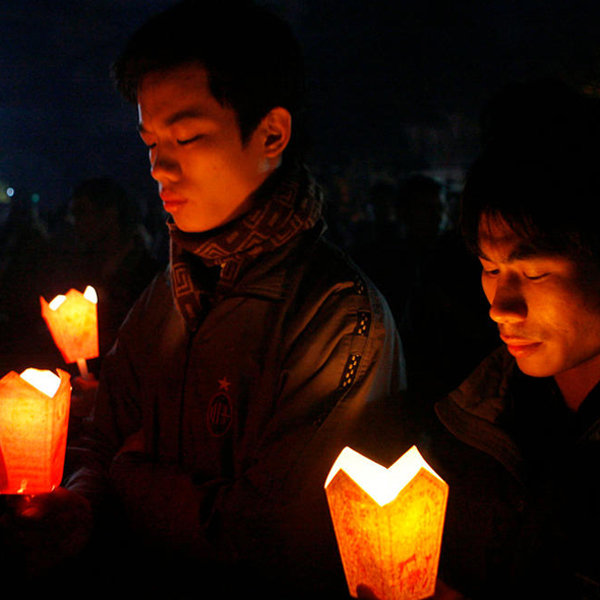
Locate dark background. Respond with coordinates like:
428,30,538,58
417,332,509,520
3,0,600,221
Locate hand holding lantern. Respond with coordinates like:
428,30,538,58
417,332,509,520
0,369,94,577
0,486,93,578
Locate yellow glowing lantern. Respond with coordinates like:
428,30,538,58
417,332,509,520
0,368,71,495
41,286,98,379
325,445,449,600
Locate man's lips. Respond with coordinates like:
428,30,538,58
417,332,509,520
500,335,542,357
160,191,186,210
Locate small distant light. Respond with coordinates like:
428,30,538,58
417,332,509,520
6,187,15,197
31,193,40,203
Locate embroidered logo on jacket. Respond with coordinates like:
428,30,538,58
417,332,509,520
207,377,233,436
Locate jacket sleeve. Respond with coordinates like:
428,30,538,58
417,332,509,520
66,265,408,592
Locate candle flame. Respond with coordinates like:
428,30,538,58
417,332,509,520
20,368,61,398
83,286,98,304
326,446,442,507
49,295,67,311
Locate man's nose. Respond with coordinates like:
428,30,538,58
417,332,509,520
150,147,181,182
488,275,527,324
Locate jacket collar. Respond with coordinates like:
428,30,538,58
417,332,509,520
435,346,526,481
437,345,600,481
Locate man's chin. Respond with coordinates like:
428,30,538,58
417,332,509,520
514,356,556,379
171,216,212,234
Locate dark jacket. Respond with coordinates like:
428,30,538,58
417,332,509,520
421,346,600,600
66,210,405,596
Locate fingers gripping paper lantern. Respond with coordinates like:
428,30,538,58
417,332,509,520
325,446,449,600
41,286,98,378
0,368,71,495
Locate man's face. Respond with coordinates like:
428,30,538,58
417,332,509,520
137,63,271,232
478,216,600,380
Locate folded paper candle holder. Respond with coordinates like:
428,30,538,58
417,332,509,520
40,286,98,379
325,445,449,600
0,368,71,495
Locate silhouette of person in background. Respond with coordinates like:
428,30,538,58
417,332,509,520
0,189,57,376
0,177,158,383
64,177,158,360
40,177,159,425
396,174,497,427
349,179,404,313
347,169,496,429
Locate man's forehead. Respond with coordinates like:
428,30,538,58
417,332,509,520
478,216,515,244
477,215,546,262
136,63,215,122
139,61,210,92
478,214,520,245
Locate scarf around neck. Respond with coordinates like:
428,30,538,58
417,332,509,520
168,164,324,330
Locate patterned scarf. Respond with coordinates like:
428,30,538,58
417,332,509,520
169,164,324,330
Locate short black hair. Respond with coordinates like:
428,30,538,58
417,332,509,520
112,0,306,155
461,80,600,265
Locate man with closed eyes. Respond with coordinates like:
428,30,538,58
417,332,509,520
422,82,600,600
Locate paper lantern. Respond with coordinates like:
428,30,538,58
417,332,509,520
325,445,449,600
0,368,71,495
41,286,98,378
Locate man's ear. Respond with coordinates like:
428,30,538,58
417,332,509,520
261,107,292,159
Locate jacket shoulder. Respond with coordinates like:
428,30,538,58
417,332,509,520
434,346,524,479
441,346,516,419
293,233,392,315
117,267,180,338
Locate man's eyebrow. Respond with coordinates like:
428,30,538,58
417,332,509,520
138,108,206,133
165,108,206,126
478,242,545,262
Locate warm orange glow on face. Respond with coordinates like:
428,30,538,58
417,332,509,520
325,446,449,600
40,286,99,364
0,369,71,494
137,64,274,232
478,216,600,383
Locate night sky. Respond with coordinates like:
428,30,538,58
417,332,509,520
2,0,600,217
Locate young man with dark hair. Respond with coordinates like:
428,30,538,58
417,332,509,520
422,83,600,599
2,0,404,596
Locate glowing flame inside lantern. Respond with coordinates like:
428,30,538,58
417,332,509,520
41,286,99,379
83,285,98,304
325,446,449,600
20,368,61,398
49,295,67,311
0,368,71,495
